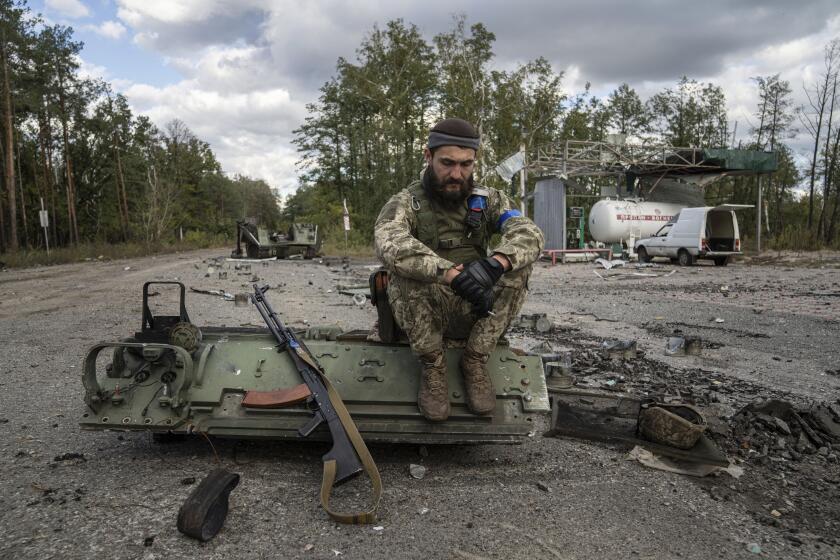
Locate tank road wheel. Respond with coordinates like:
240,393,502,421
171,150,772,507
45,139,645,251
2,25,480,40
677,249,694,267
636,246,651,263
714,256,729,266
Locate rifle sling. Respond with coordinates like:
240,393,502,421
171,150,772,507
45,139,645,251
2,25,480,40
294,347,383,524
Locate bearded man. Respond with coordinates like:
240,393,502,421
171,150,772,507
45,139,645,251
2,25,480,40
373,118,544,422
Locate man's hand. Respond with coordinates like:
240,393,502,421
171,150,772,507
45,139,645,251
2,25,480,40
450,257,505,317
443,265,463,285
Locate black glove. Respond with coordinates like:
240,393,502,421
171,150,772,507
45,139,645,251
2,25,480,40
450,257,505,317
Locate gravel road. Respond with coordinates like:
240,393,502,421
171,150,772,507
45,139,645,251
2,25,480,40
1,250,838,560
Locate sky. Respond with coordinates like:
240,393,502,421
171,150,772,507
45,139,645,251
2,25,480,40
32,0,840,198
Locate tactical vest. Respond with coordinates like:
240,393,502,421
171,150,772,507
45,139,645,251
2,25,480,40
407,182,490,265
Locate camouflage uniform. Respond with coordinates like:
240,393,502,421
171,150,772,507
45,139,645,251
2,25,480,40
374,178,544,357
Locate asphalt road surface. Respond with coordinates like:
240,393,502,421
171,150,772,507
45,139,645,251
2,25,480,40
1,250,838,559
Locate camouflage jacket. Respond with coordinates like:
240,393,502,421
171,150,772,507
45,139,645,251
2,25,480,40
374,180,545,284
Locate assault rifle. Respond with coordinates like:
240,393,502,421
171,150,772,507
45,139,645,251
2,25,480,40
250,284,382,523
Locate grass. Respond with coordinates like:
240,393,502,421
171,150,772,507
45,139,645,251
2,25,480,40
320,239,376,258
741,229,840,252
0,239,228,269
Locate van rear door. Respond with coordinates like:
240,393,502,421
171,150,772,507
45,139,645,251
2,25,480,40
705,205,753,253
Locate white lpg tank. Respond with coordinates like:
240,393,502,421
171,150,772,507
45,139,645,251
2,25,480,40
589,199,686,244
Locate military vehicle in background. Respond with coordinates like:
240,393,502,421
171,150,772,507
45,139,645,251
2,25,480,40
231,219,322,259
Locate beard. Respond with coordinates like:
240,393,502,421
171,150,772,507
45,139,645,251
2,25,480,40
424,166,474,207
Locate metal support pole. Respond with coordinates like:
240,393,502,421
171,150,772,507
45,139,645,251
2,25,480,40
519,143,526,218
756,176,762,253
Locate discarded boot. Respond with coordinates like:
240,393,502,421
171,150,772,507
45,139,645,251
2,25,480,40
460,349,495,415
418,352,450,421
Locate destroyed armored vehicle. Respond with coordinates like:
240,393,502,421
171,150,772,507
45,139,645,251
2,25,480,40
231,219,322,259
80,282,549,445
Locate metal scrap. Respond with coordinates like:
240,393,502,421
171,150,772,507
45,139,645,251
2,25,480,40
601,340,637,360
665,336,702,356
594,258,627,270
545,389,730,468
514,313,553,333
189,287,235,301
625,446,743,478
594,269,677,280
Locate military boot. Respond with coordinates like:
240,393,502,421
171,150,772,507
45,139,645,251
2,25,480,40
418,352,450,422
460,349,495,415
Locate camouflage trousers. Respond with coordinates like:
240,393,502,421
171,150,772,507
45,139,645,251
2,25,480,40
387,267,530,357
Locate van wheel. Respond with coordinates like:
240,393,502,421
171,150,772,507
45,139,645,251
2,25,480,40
636,246,651,263
677,249,694,267
714,256,729,266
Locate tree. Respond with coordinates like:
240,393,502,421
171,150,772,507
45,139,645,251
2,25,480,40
487,57,565,162
800,39,840,230
0,0,35,250
434,15,496,173
294,19,437,235
647,77,729,147
750,74,796,236
607,83,649,137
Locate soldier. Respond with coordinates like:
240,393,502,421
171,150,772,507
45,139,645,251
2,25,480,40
374,118,544,421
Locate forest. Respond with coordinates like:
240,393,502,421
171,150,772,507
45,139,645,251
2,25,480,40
2,3,840,259
0,0,280,259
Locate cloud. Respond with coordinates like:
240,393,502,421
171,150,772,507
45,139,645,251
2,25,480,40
117,0,266,52
45,0,90,19
85,20,128,40
107,0,840,189
123,79,307,190
76,56,109,81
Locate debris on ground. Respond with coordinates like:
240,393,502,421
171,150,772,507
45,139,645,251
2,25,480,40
177,469,240,542
546,390,729,468
601,339,637,360
728,399,840,461
513,313,553,333
53,452,86,462
594,269,677,280
594,258,627,270
665,336,703,356
409,464,427,480
625,446,743,478
189,287,234,301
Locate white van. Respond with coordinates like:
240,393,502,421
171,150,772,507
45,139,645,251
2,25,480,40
634,205,752,266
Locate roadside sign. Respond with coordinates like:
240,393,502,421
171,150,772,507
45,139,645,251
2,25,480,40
343,198,351,231
39,198,51,255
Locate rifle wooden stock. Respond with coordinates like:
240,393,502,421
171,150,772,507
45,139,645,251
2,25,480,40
242,383,311,408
